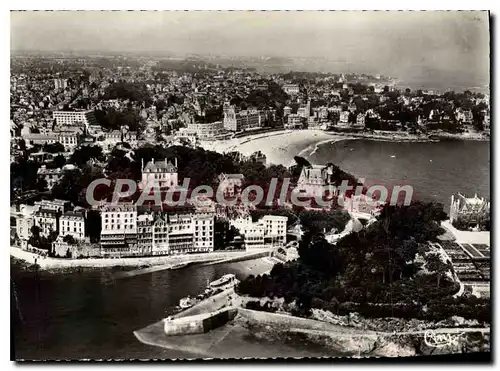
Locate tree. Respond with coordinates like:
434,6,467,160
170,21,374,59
11,159,40,192
52,154,66,169
30,225,41,238
70,145,104,167
298,235,339,276
425,253,451,287
86,210,101,243
155,99,167,113
51,169,84,206
103,81,151,104
35,177,48,192
63,234,76,245
43,142,65,154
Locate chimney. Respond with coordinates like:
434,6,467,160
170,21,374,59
152,158,154,164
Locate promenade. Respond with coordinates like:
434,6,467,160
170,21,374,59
10,245,272,270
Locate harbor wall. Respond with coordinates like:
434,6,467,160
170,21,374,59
204,250,272,266
164,307,238,336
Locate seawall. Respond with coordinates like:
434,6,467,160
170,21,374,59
163,307,238,336
10,245,272,271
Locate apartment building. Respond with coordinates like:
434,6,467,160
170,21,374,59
229,214,288,249
53,110,97,128
339,111,350,125
261,215,287,247
186,121,226,139
193,212,215,252
152,213,195,255
137,214,154,256
59,211,85,240
58,131,80,150
223,103,263,132
34,199,71,213
283,84,300,95
34,208,59,237
100,203,138,255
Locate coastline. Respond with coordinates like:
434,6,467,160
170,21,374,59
9,245,272,271
134,290,490,358
201,129,354,166
200,129,489,168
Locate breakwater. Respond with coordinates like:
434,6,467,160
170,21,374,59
135,307,490,358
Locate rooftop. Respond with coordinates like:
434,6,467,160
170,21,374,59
143,158,178,173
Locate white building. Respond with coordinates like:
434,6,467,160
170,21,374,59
356,113,366,128
283,84,300,95
141,158,178,190
34,199,71,213
53,110,97,128
152,214,170,255
193,213,215,252
14,204,35,241
152,213,195,255
223,103,264,132
285,114,303,129
230,214,288,249
339,111,350,125
186,121,225,139
296,164,338,198
34,208,59,237
101,203,137,234
450,193,490,231
100,203,138,253
59,211,85,240
54,78,68,90
137,214,154,256
261,215,287,247
58,131,80,150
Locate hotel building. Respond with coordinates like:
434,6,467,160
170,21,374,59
229,214,288,249
100,203,138,256
53,110,97,128
223,103,264,132
59,211,85,240
186,121,226,139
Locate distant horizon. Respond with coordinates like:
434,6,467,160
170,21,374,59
11,11,490,92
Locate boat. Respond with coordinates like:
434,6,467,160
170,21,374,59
390,155,396,158
208,274,239,291
175,274,240,312
178,296,195,309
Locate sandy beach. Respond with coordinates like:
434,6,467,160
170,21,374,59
201,129,353,167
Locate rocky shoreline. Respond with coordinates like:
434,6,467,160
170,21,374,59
134,291,490,359
331,131,490,143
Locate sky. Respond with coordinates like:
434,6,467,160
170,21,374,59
10,11,490,86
